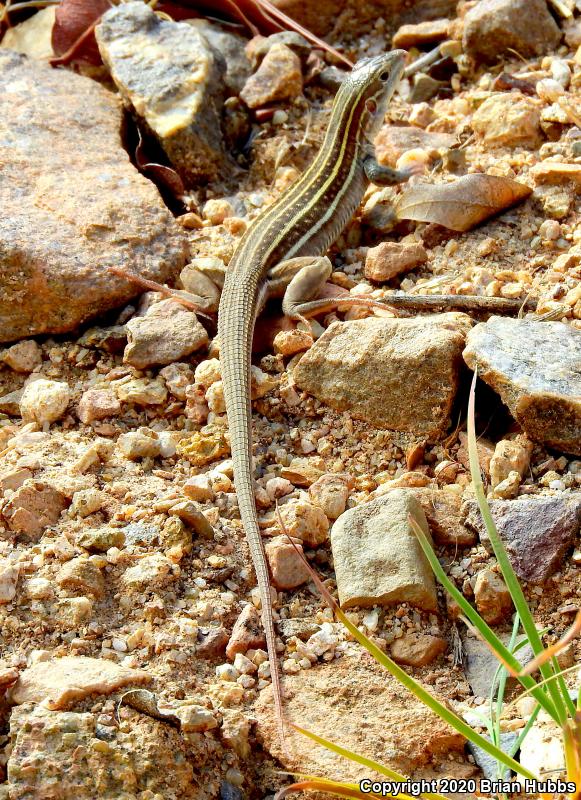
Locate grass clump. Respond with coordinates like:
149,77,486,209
276,372,580,800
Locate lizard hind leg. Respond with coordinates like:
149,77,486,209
279,256,333,325
266,255,333,329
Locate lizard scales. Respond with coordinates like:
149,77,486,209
218,50,407,745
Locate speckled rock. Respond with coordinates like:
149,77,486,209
121,553,174,591
265,535,310,589
0,340,42,373
96,2,229,184
463,317,581,455
410,486,476,547
0,49,188,343
188,19,251,94
226,604,266,659
276,498,329,546
463,494,581,583
117,428,161,460
55,556,106,600
463,0,561,64
365,241,428,282
330,490,438,611
375,125,456,167
0,558,19,604
177,427,230,466
77,388,121,424
294,313,472,440
7,703,213,800
308,474,350,520
462,631,533,698
489,435,533,492
116,378,167,406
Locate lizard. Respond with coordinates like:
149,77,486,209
217,50,412,746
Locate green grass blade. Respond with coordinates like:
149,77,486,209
291,726,451,800
491,614,521,776
410,518,557,721
467,372,567,726
510,702,541,757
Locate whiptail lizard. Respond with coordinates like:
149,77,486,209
218,50,411,746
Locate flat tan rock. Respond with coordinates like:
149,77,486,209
393,18,450,49
9,656,152,709
0,50,188,343
255,655,464,776
294,314,472,440
375,125,456,167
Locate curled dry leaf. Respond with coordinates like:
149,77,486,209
51,0,111,65
396,173,532,232
135,127,186,201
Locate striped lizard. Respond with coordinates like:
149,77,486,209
218,50,411,746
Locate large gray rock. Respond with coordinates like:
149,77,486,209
96,2,229,185
463,0,561,64
463,494,581,583
0,49,188,344
330,490,438,611
463,317,581,455
294,313,472,441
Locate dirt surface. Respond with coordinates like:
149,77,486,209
0,1,580,799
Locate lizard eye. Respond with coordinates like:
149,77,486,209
379,70,390,81
365,98,377,113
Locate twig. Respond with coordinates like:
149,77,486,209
404,44,443,78
375,293,537,315
106,266,214,321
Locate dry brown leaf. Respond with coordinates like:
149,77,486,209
135,127,185,201
396,173,532,232
51,0,111,65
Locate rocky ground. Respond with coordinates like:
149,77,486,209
0,0,580,798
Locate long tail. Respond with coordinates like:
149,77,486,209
218,280,286,749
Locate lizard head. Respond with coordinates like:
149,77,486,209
338,50,406,142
